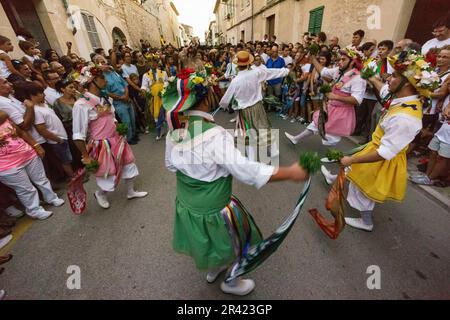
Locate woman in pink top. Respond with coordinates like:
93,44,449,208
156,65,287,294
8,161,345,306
0,111,64,220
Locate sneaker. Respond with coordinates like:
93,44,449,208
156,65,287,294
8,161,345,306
28,207,53,220
144,129,150,134
321,165,337,185
280,114,288,120
284,132,298,145
345,218,373,232
408,172,425,179
409,175,433,185
4,206,24,218
229,118,237,123
155,135,162,141
0,234,13,250
49,198,65,207
290,118,296,123
220,279,255,296
127,191,148,200
0,289,5,300
206,266,227,284
94,191,110,209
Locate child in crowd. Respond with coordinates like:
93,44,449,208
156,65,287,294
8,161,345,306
26,82,74,179
128,73,148,135
0,35,21,81
19,40,40,74
280,64,296,118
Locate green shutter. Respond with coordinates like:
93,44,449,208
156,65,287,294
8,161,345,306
308,6,324,34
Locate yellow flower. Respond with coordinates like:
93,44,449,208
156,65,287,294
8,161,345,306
192,76,204,84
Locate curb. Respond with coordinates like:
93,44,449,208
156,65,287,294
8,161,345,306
345,136,450,210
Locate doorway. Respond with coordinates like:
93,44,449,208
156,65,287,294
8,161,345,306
405,0,450,45
0,0,51,53
266,14,275,40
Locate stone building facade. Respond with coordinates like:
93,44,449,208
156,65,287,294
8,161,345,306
0,0,182,60
214,0,448,47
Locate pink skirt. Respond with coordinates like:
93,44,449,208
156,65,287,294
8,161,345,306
313,104,356,137
88,135,135,179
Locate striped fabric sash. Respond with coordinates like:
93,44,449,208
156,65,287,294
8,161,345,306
223,177,312,283
167,78,189,131
221,197,263,260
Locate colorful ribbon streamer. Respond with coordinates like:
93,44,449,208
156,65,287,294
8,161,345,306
223,177,312,283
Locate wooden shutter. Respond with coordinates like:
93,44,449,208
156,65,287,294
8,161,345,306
308,6,324,34
81,13,102,49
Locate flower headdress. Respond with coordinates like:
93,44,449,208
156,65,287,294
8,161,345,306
339,47,365,71
388,50,441,97
77,64,110,86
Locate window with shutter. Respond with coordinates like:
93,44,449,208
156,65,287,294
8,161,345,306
308,6,324,35
81,13,102,49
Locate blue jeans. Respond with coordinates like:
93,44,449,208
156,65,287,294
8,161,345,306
155,109,165,137
114,101,136,142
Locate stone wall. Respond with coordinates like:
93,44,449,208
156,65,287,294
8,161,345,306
222,0,416,46
119,0,160,48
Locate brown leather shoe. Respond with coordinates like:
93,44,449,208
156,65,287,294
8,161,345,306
0,254,12,265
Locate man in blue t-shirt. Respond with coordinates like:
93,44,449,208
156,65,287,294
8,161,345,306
265,45,286,101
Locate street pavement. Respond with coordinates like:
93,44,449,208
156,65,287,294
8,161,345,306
1,111,449,300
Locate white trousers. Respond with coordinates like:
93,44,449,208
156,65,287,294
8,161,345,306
0,156,58,216
347,182,376,212
96,163,139,192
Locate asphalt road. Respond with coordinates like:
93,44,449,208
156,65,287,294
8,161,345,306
1,111,449,300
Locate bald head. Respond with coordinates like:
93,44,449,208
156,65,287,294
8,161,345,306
395,39,413,54
329,36,339,47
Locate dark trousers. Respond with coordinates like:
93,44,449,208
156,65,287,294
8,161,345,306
354,99,377,137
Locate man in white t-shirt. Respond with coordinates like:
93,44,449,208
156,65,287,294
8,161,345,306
43,71,62,107
281,46,293,66
0,78,45,146
422,18,450,55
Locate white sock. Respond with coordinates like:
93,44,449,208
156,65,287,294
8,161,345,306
97,190,108,197
125,178,135,195
293,129,314,142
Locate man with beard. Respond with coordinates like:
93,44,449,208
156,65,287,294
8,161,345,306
285,48,366,146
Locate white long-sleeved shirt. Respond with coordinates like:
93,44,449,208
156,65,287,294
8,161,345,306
376,92,423,160
224,63,238,80
321,67,367,105
140,70,168,91
219,67,290,110
72,93,115,141
165,111,275,189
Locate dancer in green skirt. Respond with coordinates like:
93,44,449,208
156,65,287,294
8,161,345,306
163,69,309,296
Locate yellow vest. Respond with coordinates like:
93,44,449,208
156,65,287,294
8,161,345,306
347,99,423,203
